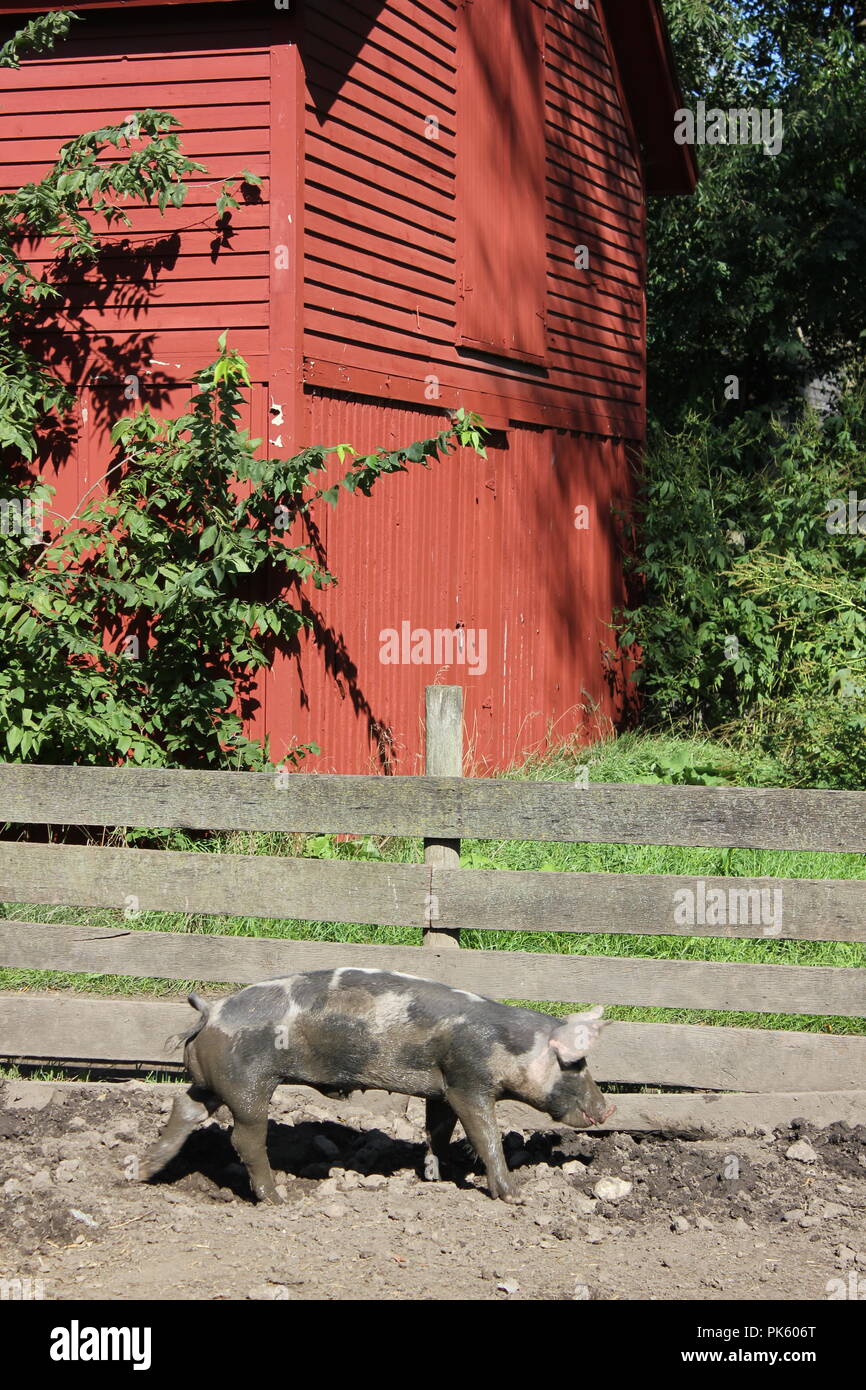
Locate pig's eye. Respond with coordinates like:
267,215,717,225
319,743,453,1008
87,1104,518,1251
562,1057,587,1071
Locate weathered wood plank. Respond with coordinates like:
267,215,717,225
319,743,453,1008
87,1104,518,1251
423,685,461,949
0,842,429,926
1,921,863,1018
1,842,864,941
498,1090,866,1136
3,1077,863,1137
2,764,866,850
434,868,866,942
1,993,863,1089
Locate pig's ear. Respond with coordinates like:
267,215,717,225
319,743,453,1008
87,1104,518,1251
549,1006,608,1064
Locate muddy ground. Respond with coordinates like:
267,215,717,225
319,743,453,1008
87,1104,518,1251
0,1079,864,1301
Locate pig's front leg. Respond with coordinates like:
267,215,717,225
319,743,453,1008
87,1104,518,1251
424,1096,457,1181
445,1089,522,1202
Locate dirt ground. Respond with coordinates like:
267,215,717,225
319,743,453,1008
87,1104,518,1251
1,1078,864,1301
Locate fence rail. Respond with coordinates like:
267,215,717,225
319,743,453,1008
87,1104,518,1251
2,843,866,941
2,761,866,851
2,993,864,1092
0,685,864,1136
1,920,863,1017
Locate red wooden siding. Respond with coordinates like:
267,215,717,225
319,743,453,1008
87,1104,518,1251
0,4,273,525
455,0,547,362
0,7,272,381
303,0,646,439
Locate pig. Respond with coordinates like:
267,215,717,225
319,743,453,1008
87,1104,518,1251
140,967,614,1203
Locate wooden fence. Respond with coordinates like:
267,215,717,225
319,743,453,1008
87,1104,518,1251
1,686,864,1133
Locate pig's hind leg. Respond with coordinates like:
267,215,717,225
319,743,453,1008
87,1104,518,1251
424,1096,458,1181
139,1085,220,1181
219,1080,281,1205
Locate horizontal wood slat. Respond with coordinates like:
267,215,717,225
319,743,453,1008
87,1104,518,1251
5,1078,864,1138
1,921,863,1018
438,868,866,942
501,1089,866,1136
0,844,429,928
3,765,866,850
1,842,864,942
1,993,863,1090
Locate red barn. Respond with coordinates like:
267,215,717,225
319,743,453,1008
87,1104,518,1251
1,0,695,772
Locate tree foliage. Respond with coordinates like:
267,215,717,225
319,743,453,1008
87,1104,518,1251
651,0,866,427
617,390,866,786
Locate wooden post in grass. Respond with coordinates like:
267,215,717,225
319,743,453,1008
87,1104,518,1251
423,685,462,949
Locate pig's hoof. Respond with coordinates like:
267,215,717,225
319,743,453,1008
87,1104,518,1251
256,1188,283,1205
489,1178,524,1203
424,1155,442,1182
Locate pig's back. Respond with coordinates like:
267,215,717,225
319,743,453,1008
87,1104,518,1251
295,967,548,1053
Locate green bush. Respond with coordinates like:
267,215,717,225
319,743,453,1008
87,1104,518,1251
617,390,866,787
0,338,484,768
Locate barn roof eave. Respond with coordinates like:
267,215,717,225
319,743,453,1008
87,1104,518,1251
601,0,699,196
3,0,698,195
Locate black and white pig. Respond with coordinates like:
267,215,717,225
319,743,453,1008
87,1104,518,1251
140,967,614,1203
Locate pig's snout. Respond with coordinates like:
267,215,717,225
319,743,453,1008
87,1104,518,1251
582,1101,616,1127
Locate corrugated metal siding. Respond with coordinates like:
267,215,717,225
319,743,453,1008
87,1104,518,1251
256,392,634,772
302,0,646,439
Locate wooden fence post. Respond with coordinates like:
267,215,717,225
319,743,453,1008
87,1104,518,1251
423,684,462,949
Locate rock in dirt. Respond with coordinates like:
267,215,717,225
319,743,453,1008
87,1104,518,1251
54,1159,80,1184
69,1209,98,1228
671,1215,690,1234
572,1193,598,1216
3,1082,55,1110
820,1201,849,1219
785,1139,818,1164
593,1177,632,1204
312,1135,340,1160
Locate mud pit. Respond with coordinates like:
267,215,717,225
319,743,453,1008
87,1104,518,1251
1,1079,864,1301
